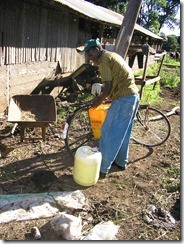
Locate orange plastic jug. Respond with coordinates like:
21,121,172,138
88,103,111,139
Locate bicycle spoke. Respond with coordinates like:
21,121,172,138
65,106,98,154
143,128,164,141
131,106,171,147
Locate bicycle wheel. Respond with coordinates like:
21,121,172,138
131,105,171,147
65,106,97,155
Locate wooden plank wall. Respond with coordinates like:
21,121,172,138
0,0,82,72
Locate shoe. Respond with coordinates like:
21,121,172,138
116,164,127,171
99,172,108,179
112,161,127,171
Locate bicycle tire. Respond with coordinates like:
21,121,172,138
131,105,171,147
65,105,97,156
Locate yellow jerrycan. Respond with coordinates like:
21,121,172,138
73,146,102,186
88,103,111,139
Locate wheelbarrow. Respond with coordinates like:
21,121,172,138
7,95,56,141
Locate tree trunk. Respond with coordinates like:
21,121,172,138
115,0,142,59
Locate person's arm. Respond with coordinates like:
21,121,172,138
92,80,112,107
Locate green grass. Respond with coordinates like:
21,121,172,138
160,68,180,88
133,58,180,105
163,54,180,67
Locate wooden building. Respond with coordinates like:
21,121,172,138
0,0,163,113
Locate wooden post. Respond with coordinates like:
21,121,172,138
115,0,142,59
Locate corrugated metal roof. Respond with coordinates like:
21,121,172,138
54,0,122,25
54,0,162,40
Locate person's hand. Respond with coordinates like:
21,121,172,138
91,83,103,96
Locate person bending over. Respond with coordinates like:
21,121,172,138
78,38,140,178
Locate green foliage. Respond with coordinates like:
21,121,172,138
164,54,180,66
161,53,180,88
115,183,125,189
161,164,180,193
139,0,180,34
133,59,180,104
138,230,148,240
57,106,70,122
139,84,162,105
162,35,180,52
134,63,162,104
160,68,180,88
87,0,180,38
85,0,127,13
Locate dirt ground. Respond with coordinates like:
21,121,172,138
0,86,180,241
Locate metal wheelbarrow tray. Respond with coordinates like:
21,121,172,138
8,95,56,141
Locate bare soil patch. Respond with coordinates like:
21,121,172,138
0,86,180,241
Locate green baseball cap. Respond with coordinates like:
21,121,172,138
77,38,101,53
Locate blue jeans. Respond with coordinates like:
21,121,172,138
99,94,140,174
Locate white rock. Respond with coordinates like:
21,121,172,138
83,221,119,240
50,212,82,240
31,226,41,239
